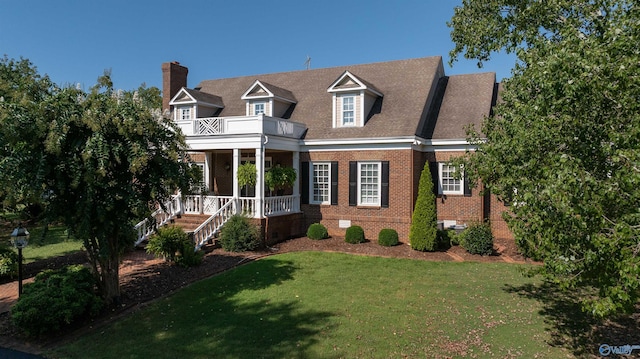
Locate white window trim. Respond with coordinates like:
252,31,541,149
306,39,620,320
341,95,355,126
194,162,207,192
180,107,192,120
439,163,464,195
357,161,381,206
253,101,266,115
309,162,331,205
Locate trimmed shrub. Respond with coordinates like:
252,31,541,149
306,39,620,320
177,240,204,267
448,230,462,246
378,228,399,247
0,245,18,278
409,162,438,251
460,223,494,256
306,223,328,240
11,265,103,337
147,226,203,267
147,225,188,263
219,214,261,252
345,225,366,244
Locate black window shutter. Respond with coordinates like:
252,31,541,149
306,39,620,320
301,162,309,204
331,161,338,205
349,161,357,206
381,161,389,208
429,162,441,198
463,174,472,197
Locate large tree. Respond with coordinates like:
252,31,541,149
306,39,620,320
1,59,197,303
449,1,640,316
0,56,54,210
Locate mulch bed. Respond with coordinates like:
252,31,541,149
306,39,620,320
0,235,529,355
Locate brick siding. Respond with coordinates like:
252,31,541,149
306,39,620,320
301,149,416,241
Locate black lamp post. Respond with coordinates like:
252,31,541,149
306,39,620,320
10,224,29,296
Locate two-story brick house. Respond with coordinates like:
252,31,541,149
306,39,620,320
158,57,511,249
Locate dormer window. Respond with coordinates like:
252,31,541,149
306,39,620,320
253,102,265,115
169,87,224,121
328,71,383,128
242,80,297,118
180,107,192,120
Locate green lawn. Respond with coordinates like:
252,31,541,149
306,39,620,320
0,225,84,263
49,252,572,358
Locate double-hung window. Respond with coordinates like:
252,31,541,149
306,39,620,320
439,163,463,195
254,102,265,115
342,96,354,126
358,162,380,206
311,163,331,204
180,107,191,120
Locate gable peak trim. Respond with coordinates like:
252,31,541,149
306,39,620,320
327,71,383,97
169,87,197,104
241,80,273,100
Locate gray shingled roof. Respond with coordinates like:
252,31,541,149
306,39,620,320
183,88,224,108
253,81,297,103
431,72,496,140
194,57,496,140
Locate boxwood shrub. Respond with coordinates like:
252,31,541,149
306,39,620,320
378,228,399,247
11,265,103,337
0,245,18,279
460,222,494,256
219,214,261,252
345,225,366,244
147,225,203,267
306,223,328,240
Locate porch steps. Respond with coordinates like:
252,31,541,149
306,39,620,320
170,214,211,232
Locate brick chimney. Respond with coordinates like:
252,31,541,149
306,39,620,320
162,61,188,113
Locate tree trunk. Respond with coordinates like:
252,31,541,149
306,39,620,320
99,252,121,305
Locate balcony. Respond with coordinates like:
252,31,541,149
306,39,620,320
175,114,307,140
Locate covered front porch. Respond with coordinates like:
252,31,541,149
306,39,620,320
183,114,305,219
171,114,306,249
131,112,309,249
189,146,301,219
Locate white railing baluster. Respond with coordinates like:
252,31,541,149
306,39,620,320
263,195,297,216
133,196,181,246
192,199,235,250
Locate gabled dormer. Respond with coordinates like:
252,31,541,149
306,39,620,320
327,71,383,128
241,80,297,118
169,88,224,121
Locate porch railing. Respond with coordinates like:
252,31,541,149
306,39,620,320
181,195,297,218
264,195,299,215
134,194,300,250
192,199,235,250
182,195,233,214
133,195,181,246
175,115,307,139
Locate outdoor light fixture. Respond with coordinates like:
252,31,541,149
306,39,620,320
10,224,29,296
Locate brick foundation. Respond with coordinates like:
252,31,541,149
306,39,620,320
250,213,306,246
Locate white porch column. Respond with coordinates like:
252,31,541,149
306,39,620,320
176,190,184,215
292,151,300,212
232,148,240,214
255,146,264,218
204,152,213,193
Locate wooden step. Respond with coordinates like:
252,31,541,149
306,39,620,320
170,214,210,232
